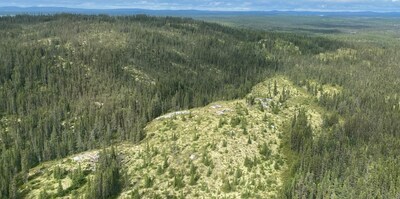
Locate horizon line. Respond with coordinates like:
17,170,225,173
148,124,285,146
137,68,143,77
2,6,400,13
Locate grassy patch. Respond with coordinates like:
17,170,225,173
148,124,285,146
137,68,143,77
20,76,327,198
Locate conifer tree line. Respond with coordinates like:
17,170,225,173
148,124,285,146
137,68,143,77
1,13,396,198
0,14,339,198
280,34,400,197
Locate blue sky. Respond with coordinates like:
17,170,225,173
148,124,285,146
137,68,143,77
2,0,400,12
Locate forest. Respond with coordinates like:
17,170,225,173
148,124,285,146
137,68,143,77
0,14,399,198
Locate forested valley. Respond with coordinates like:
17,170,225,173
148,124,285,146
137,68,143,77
0,14,399,198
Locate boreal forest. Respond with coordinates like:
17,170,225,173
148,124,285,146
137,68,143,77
0,14,399,198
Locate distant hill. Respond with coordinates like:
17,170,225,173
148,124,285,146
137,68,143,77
1,6,400,17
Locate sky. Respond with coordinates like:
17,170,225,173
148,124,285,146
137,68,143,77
1,0,400,12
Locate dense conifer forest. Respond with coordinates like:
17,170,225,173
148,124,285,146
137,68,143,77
0,14,399,198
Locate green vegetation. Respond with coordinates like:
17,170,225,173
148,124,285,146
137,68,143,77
0,14,283,198
289,109,313,153
86,147,121,199
1,13,400,199
14,76,326,198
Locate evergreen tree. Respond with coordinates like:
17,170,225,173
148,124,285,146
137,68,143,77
290,109,312,152
86,147,121,199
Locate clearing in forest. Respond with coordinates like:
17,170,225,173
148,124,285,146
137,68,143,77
21,76,331,199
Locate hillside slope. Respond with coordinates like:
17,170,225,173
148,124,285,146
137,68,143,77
20,76,338,198
0,14,344,198
3,14,400,199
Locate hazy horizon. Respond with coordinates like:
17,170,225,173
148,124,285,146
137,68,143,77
1,0,400,12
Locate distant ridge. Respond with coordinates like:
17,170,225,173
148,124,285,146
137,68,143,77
1,6,400,17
